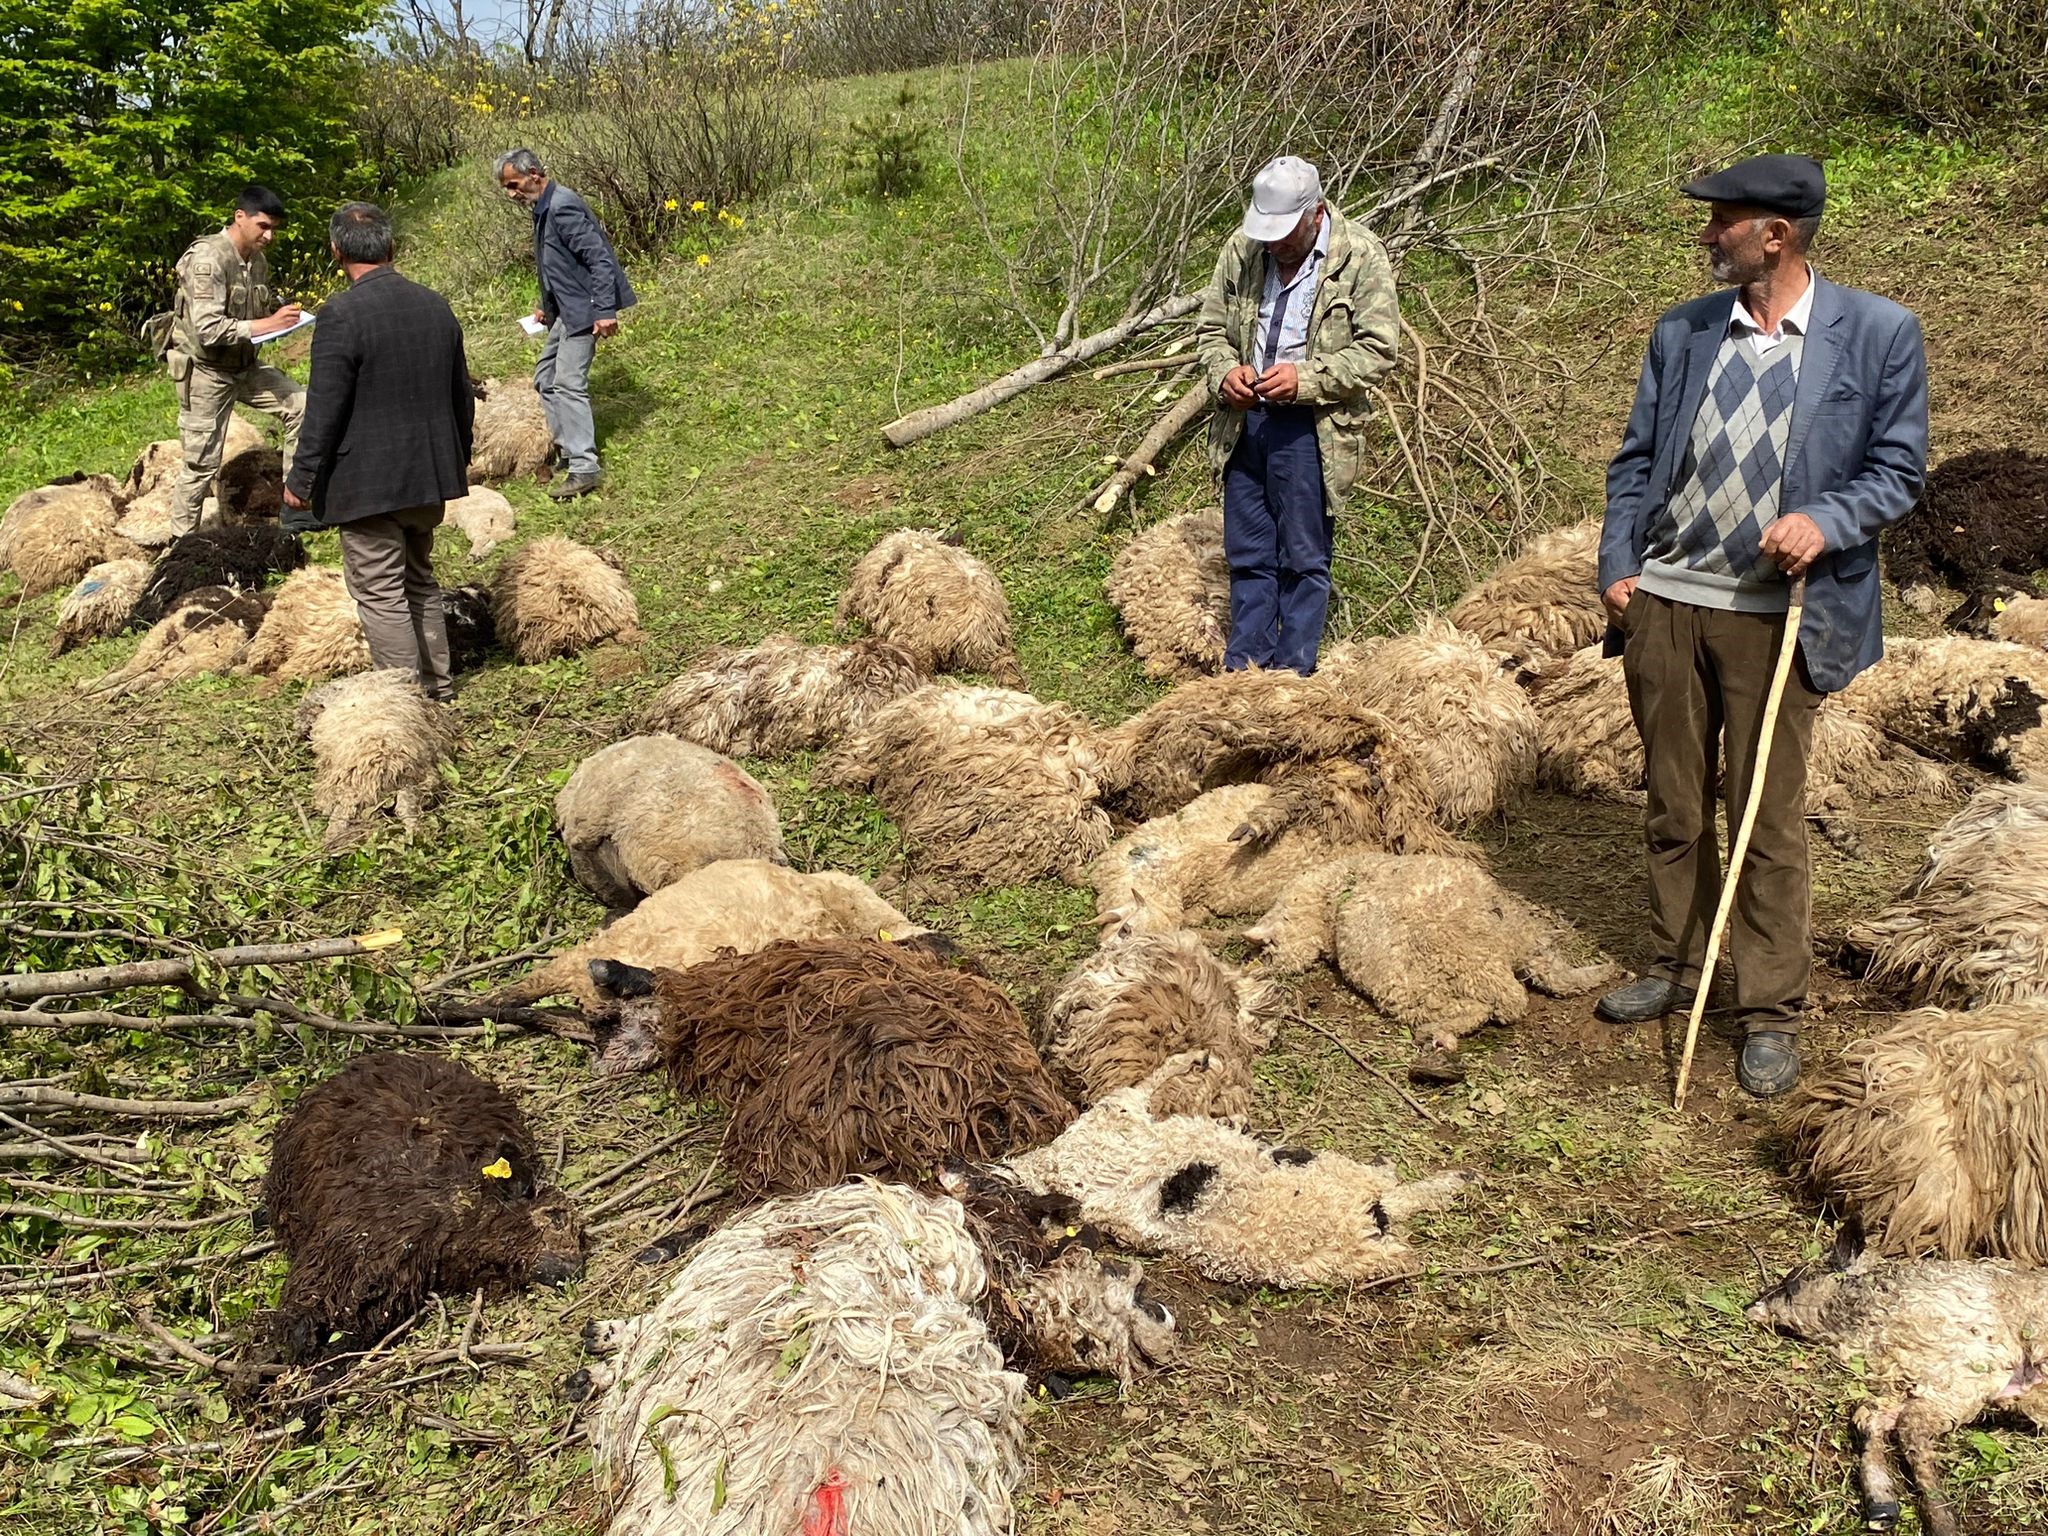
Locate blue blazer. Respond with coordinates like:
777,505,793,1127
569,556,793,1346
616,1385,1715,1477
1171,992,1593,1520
532,182,637,334
1600,275,1928,692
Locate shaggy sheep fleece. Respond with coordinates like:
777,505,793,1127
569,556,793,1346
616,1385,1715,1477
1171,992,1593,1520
263,1051,583,1362
89,585,274,697
1446,519,1605,657
490,536,643,662
836,527,1022,682
294,669,455,851
1106,509,1229,680
1786,1001,2048,1264
603,938,1073,1199
1836,634,2048,780
214,447,284,524
1989,593,2048,651
443,486,515,559
1883,447,2048,609
637,633,927,756
51,558,150,656
553,734,786,910
129,523,306,630
1,475,126,598
467,376,552,483
234,565,371,683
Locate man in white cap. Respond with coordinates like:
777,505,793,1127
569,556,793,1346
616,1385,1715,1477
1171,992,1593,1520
1195,155,1399,673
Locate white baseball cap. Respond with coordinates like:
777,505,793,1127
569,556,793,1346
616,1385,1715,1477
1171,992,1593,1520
1240,156,1323,241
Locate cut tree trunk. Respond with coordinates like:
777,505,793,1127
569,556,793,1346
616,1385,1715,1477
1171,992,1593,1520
1092,381,1213,519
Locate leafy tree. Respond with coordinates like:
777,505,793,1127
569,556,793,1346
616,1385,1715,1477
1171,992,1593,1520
0,0,380,361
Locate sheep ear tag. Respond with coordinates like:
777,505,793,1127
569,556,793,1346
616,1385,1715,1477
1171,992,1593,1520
1995,598,2008,613
482,1157,513,1179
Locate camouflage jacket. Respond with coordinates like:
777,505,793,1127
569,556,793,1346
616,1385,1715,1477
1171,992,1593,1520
1193,205,1399,515
171,231,275,373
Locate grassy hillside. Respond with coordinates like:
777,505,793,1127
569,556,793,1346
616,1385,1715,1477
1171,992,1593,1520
3,40,2047,1536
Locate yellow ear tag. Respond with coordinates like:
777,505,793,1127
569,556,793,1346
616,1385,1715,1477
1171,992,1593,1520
481,1157,512,1179
877,928,894,942
1995,598,2008,613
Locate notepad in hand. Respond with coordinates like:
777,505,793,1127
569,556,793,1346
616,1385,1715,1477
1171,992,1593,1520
519,314,548,337
256,312,317,345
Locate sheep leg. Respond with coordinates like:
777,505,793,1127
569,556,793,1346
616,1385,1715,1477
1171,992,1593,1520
1376,1169,1473,1223
1517,926,1621,998
1893,1398,1958,1536
1852,1401,1903,1531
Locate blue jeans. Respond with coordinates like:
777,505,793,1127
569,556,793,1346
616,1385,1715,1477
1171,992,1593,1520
1222,405,1332,674
534,322,600,476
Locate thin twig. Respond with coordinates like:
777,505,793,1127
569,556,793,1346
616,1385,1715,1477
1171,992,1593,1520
1286,1011,1441,1125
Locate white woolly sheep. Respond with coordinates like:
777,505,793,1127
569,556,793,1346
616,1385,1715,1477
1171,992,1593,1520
1008,1053,1471,1287
1836,634,2048,780
1106,509,1229,680
1243,851,1617,1052
490,536,644,663
553,734,787,911
1,475,128,597
293,668,454,852
115,423,265,548
635,633,927,756
442,486,515,559
1786,1001,2048,1265
836,527,1022,683
467,377,551,484
822,683,1116,895
1749,1229,2048,1536
1044,931,1277,1114
87,585,273,697
234,565,371,684
1445,519,1605,658
1987,593,2048,652
488,857,929,1013
50,559,150,656
1844,781,2048,1008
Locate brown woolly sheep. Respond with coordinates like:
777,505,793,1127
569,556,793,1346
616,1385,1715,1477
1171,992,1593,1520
635,633,928,756
835,527,1023,682
487,857,928,1013
0,475,127,597
1244,851,1617,1052
1445,518,1605,658
1843,781,2048,1008
1836,634,2048,780
213,446,284,525
87,585,274,696
293,669,455,851
443,486,515,560
1044,931,1277,1113
1007,1053,1471,1288
821,683,1117,895
490,536,644,663
50,558,150,656
1749,1227,2048,1536
467,376,552,484
1785,1001,2048,1265
262,1051,583,1363
553,735,787,912
582,939,1074,1195
233,565,371,683
1106,509,1229,680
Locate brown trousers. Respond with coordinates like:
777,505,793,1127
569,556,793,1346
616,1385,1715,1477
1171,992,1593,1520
1621,590,1824,1034
338,506,453,701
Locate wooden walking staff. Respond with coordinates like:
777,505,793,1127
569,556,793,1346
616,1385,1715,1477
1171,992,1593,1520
1673,574,1809,1109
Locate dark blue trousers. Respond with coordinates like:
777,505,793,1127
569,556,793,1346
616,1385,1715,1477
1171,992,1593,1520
1222,405,1332,674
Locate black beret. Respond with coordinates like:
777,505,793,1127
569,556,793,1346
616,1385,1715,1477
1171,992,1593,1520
1681,154,1826,219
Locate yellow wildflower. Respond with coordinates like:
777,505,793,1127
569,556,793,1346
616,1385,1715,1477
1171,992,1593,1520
691,199,707,212
664,198,679,211
697,253,711,267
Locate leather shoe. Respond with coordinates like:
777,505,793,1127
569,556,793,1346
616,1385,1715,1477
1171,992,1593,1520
1594,975,1696,1023
547,472,603,501
1737,1031,1801,1097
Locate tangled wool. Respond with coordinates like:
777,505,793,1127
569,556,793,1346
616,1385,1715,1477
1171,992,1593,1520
1,475,129,598
1106,509,1229,680
1836,634,2048,780
1445,519,1605,658
835,527,1022,682
88,585,273,697
638,633,928,757
293,669,454,851
50,558,149,656
234,565,371,684
490,536,644,662
467,376,552,483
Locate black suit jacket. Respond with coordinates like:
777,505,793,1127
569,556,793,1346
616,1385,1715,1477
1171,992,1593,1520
285,266,475,528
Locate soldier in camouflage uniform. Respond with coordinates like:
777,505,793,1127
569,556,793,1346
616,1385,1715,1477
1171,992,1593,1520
163,186,306,536
1196,156,1399,674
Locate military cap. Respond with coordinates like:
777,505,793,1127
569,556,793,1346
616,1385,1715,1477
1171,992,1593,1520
1681,154,1826,219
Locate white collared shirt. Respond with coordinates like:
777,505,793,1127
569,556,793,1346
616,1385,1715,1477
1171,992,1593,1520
1254,213,1330,371
1729,265,1816,359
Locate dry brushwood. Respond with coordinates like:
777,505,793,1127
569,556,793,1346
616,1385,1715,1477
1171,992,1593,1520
50,559,150,656
87,585,274,697
234,565,371,684
1106,509,1229,680
835,528,1022,683
293,669,455,852
1445,519,1605,658
635,633,927,756
490,536,644,662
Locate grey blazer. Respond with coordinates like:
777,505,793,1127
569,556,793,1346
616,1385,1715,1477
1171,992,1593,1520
532,182,636,334
1600,274,1928,692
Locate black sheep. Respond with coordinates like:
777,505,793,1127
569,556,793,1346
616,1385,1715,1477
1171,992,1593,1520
214,447,285,525
260,1052,585,1363
129,524,305,629
1884,448,2048,615
442,583,498,674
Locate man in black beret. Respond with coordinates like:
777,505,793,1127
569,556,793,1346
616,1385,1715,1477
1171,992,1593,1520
1595,153,1929,1096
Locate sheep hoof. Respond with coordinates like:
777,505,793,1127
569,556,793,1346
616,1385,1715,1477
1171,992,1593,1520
1862,1500,1899,1531
1408,1051,1466,1087
560,1367,596,1403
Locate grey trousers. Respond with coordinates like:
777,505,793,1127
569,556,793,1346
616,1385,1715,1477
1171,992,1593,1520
534,321,600,476
338,505,454,701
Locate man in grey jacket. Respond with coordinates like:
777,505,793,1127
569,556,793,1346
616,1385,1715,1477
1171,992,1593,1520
495,149,637,500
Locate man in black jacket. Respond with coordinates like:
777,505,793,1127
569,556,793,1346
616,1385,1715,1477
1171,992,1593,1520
494,148,636,501
282,202,474,702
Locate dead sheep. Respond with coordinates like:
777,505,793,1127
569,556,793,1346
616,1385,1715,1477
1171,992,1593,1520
1986,593,2048,650
1836,634,2048,781
261,1051,583,1364
440,583,498,675
1843,781,2048,1008
1883,447,2048,620
233,565,370,684
1007,1053,1471,1288
0,475,129,598
490,535,644,663
443,486,515,560
113,421,268,548
487,857,929,1013
1106,509,1229,680
553,734,787,912
129,524,306,630
1243,851,1618,1053
467,376,551,483
87,585,274,697
1445,518,1606,658
50,559,150,656
835,527,1023,683
821,683,1117,895
1748,1227,2048,1536
582,939,1074,1195
214,447,284,525
1044,931,1277,1114
635,633,927,756
293,669,454,851
1785,1001,2048,1265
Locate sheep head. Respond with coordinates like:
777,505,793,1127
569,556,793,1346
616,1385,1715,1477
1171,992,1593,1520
585,957,665,1076
1019,1248,1176,1388
1747,1223,1870,1336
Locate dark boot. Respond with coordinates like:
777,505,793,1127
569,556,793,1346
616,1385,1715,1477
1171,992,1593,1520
547,471,603,501
1594,975,1696,1024
1736,1031,1801,1097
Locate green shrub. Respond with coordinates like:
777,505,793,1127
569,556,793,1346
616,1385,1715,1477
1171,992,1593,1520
1780,0,2048,132
844,86,932,200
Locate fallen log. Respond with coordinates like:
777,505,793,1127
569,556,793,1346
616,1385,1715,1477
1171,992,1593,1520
1092,380,1212,519
0,930,404,1004
0,1084,264,1120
